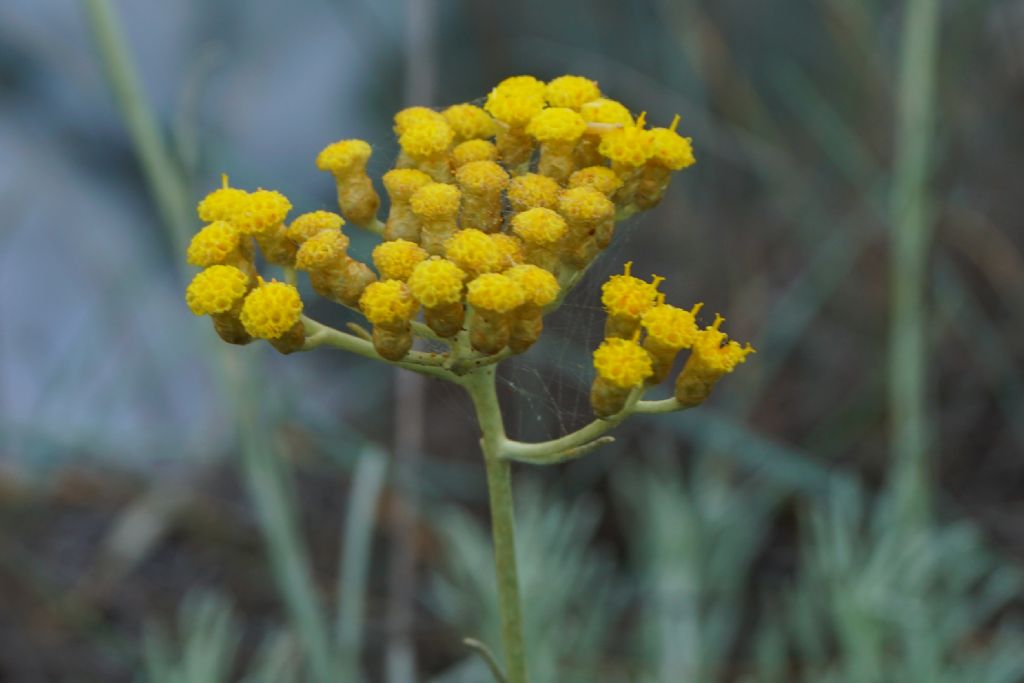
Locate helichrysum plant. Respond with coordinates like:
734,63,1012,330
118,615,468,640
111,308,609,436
185,74,753,683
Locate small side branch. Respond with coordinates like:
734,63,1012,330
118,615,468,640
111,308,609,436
501,393,690,464
301,316,457,383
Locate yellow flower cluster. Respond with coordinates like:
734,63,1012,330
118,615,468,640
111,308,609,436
185,74,709,367
590,266,753,416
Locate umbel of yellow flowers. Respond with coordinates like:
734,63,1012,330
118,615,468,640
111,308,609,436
184,73,751,420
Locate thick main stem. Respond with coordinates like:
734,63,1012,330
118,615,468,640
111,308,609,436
463,367,528,683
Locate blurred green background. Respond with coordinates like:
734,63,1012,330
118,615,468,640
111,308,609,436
2,0,1024,681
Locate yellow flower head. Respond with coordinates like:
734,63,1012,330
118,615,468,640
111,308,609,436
286,211,344,244
506,173,561,212
399,119,455,160
599,120,655,167
295,229,349,271
580,98,634,127
692,315,755,374
558,186,615,224
593,337,653,389
372,239,428,281
455,160,510,195
382,168,434,201
490,233,525,267
240,280,303,340
485,76,547,128
444,228,503,275
466,273,526,313
526,107,587,143
601,262,662,318
568,166,624,196
442,103,498,140
409,182,461,220
316,139,373,174
504,264,560,307
641,302,703,350
186,265,250,316
511,207,567,245
649,116,696,170
393,106,445,136
359,279,419,325
197,181,250,223
234,189,292,236
408,257,467,308
451,139,499,168
545,75,600,110
187,221,241,267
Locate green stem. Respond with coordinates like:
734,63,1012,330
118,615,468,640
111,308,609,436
463,366,528,683
889,0,940,527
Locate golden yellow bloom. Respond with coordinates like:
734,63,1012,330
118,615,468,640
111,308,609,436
185,265,253,345
233,189,292,236
511,207,567,245
675,315,754,406
197,177,249,223
450,139,499,169
443,103,498,141
569,166,623,197
545,75,600,110
316,140,380,225
408,257,467,338
649,116,696,171
591,335,654,416
504,264,559,308
409,182,461,219
467,273,525,314
408,257,466,308
641,301,702,382
187,221,241,268
399,119,455,160
599,122,655,169
372,239,428,281
467,273,526,354
359,279,419,326
295,230,349,271
485,76,547,128
579,98,634,126
504,264,559,353
558,186,616,266
455,160,509,233
186,265,250,316
507,173,561,213
359,280,419,360
240,280,304,353
316,139,373,175
634,114,696,209
393,106,445,136
286,211,344,244
410,182,461,255
382,168,433,243
601,262,662,338
486,76,546,172
490,233,525,269
593,337,653,389
527,107,588,182
526,107,587,143
445,228,503,276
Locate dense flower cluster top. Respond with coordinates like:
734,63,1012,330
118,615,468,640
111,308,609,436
184,73,750,416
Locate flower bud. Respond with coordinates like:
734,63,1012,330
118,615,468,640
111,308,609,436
316,139,381,225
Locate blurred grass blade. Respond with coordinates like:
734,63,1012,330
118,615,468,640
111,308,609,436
336,447,388,682
83,0,192,253
888,0,941,526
